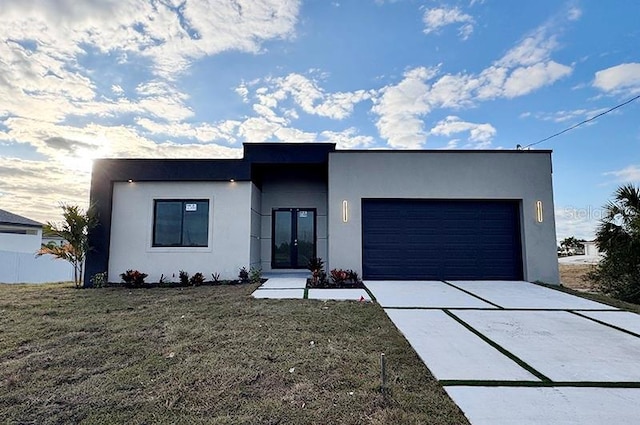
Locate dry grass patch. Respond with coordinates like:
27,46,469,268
0,283,467,424
559,263,596,292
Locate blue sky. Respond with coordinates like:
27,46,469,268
0,0,638,241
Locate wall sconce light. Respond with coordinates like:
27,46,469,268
127,179,133,183
342,200,349,223
536,200,543,223
229,179,235,183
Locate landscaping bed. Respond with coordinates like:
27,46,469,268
305,258,366,289
306,277,366,290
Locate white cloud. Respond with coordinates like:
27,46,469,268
259,73,372,120
423,7,475,40
0,0,300,79
555,206,599,241
604,165,640,183
531,107,609,123
593,63,640,94
429,116,496,148
568,7,582,21
372,24,571,148
273,127,317,143
237,117,283,143
235,84,250,103
497,32,558,67
502,61,572,97
0,156,91,224
0,1,301,139
135,118,241,143
372,67,438,149
111,85,125,96
320,128,375,149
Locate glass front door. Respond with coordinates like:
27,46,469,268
272,208,316,268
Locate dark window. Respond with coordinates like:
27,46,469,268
0,229,29,235
153,200,209,247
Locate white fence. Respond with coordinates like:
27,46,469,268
0,250,74,284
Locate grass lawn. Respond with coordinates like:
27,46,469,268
0,283,467,424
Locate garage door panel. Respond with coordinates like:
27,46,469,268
362,200,523,280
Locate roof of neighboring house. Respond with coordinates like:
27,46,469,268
0,208,42,228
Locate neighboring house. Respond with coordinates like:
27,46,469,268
0,208,74,283
41,231,66,247
0,208,43,253
85,143,560,285
583,240,601,257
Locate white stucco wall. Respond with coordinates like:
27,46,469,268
327,151,559,284
0,226,42,253
109,181,252,282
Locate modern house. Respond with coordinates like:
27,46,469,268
85,143,560,285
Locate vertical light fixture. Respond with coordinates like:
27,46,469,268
342,200,349,223
536,200,543,223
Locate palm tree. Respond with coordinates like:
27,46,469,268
37,204,97,288
590,184,640,302
595,184,640,255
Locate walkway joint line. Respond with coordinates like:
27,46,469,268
440,380,640,388
568,310,640,340
442,309,552,383
441,281,504,309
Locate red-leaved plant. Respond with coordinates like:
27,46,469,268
120,269,148,287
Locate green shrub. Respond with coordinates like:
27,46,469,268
238,267,249,284
90,272,107,288
307,257,326,286
178,270,190,286
588,262,640,303
189,272,206,286
249,267,262,284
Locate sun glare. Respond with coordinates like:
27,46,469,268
59,149,97,173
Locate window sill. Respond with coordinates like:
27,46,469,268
146,246,213,253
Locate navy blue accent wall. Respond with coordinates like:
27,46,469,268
243,143,335,164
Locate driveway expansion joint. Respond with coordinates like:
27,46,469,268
568,310,640,339
440,380,640,388
442,309,552,383
441,280,504,309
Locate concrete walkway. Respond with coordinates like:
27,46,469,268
366,280,640,425
251,273,370,301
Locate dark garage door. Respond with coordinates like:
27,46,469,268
362,199,523,280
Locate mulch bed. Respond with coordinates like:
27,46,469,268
306,278,366,289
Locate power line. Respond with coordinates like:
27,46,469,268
519,94,640,149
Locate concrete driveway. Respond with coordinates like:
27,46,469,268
365,280,640,425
